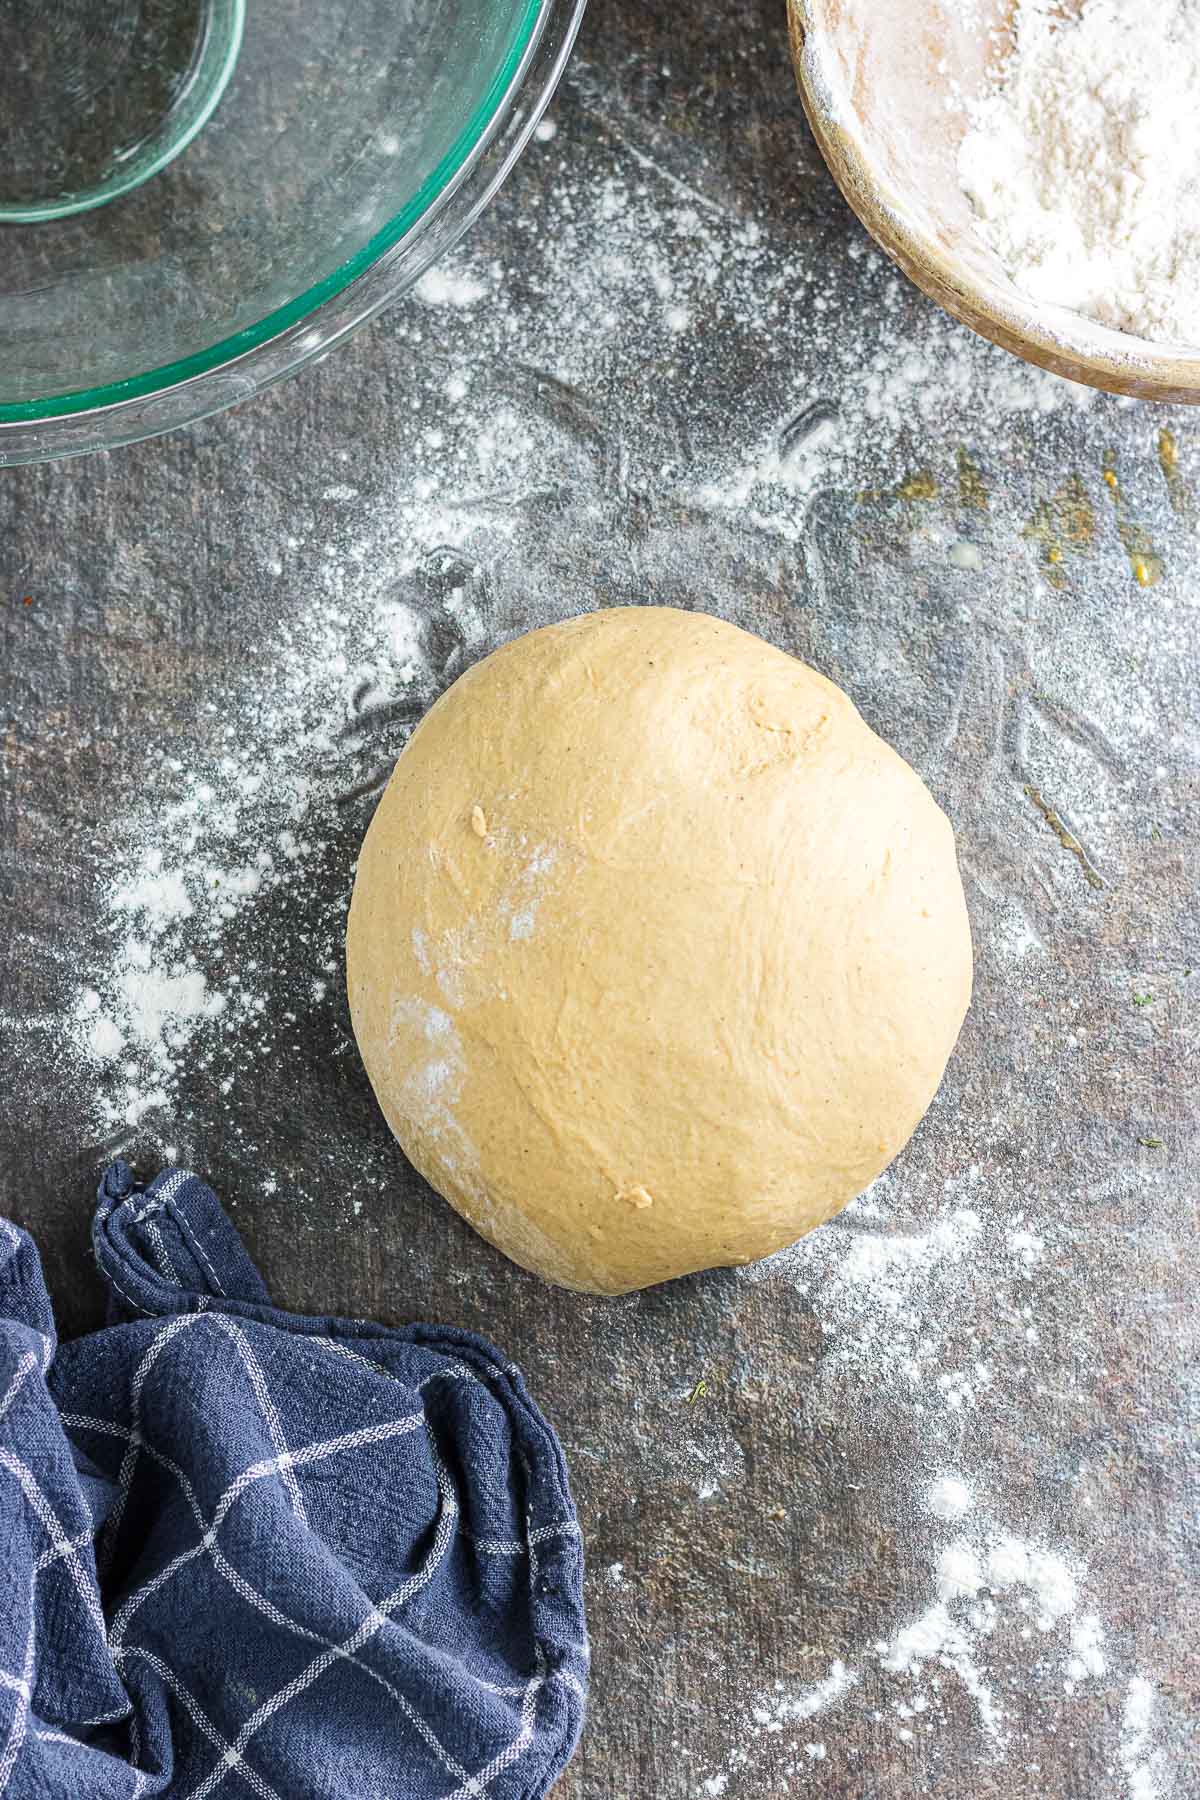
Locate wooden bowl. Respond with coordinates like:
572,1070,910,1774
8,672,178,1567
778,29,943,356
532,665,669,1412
788,0,1200,403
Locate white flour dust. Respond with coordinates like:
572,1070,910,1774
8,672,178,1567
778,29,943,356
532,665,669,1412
700,1161,1175,1794
79,777,316,1129
927,1475,973,1522
741,1167,1013,1407
958,0,1200,344
70,584,429,1137
879,1525,1083,1743
693,1476,1164,1797
1121,1677,1163,1800
413,267,489,309
696,1663,857,1797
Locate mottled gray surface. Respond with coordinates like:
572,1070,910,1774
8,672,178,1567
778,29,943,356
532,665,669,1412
1,0,1198,1795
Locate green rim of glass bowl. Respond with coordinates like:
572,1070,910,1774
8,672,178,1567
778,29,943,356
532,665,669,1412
0,0,545,424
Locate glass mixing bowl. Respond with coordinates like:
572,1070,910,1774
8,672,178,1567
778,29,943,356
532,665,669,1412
0,0,586,465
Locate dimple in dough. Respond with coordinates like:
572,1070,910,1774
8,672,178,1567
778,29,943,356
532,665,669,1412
347,606,973,1295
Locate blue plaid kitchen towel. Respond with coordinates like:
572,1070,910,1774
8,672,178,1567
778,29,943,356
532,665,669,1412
0,1161,588,1799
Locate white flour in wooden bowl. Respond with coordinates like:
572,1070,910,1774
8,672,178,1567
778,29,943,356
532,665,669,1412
958,0,1200,345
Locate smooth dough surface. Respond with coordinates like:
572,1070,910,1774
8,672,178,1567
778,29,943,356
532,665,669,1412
347,607,972,1294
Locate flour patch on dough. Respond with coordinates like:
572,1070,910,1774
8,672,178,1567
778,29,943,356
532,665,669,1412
388,997,478,1178
498,842,560,946
426,835,564,995
508,908,537,942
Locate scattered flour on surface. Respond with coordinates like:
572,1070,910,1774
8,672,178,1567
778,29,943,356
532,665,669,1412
70,678,377,1132
927,1476,974,1521
1065,1614,1107,1691
414,267,489,308
692,1479,1129,1800
1120,1677,1163,1800
742,1172,999,1399
695,1664,857,1797
878,1526,1088,1746
758,1661,859,1728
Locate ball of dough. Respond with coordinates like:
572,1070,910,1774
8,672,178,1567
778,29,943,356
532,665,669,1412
347,607,972,1295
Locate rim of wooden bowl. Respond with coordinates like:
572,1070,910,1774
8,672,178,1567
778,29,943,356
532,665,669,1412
787,0,1200,404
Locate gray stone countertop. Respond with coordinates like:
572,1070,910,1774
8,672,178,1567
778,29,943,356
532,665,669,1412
1,1,1197,1794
